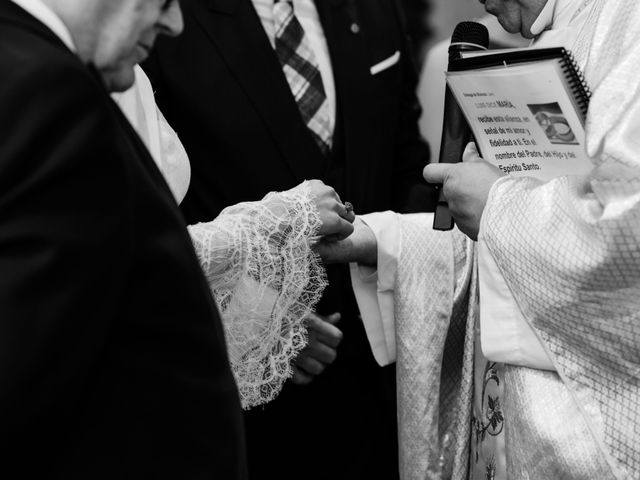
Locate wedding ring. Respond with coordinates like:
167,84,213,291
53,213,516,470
344,201,354,213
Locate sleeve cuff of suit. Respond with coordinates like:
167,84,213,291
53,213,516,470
350,211,399,366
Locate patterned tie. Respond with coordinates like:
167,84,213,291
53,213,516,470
272,0,332,155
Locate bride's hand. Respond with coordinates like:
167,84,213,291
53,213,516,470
307,180,355,240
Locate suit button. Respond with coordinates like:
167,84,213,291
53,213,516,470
350,23,360,34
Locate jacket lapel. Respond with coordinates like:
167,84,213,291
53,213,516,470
196,0,328,180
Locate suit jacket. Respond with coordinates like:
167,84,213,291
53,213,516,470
0,3,246,478
144,1,434,478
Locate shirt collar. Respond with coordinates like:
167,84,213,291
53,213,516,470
9,0,76,52
530,0,587,36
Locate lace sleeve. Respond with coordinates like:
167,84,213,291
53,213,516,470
187,181,327,409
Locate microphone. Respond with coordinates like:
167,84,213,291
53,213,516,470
432,21,489,231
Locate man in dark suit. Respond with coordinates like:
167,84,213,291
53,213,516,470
144,0,434,478
0,0,246,477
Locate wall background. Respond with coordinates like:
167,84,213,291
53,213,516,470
427,0,486,48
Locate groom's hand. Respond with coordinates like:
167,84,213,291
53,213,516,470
292,312,343,385
315,217,377,266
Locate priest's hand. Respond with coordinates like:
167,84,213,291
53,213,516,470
423,143,504,240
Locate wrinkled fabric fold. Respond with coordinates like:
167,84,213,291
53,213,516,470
396,3,640,478
395,214,476,480
481,1,640,477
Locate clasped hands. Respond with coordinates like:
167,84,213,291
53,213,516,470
294,181,379,385
289,180,352,385
314,143,504,269
294,180,379,385
296,146,502,384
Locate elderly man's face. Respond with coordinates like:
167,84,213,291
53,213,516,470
93,0,183,91
479,0,548,38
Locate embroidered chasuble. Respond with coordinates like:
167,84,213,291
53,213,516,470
395,1,640,478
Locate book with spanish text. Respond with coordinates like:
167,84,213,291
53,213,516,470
450,48,594,362
446,47,592,180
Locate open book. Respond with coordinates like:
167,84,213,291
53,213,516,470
446,47,592,181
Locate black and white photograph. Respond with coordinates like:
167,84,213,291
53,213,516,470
1,0,637,478
528,101,579,145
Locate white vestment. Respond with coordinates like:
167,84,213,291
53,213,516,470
389,0,640,478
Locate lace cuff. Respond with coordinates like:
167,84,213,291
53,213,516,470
188,181,327,408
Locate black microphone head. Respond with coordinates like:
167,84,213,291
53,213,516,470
451,21,489,48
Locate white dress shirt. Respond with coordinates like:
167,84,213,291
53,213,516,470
114,67,192,203
251,0,336,135
9,0,75,52
350,211,400,366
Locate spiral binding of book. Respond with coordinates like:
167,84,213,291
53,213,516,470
562,48,591,119
454,46,592,123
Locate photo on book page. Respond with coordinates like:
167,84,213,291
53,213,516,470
528,102,578,146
